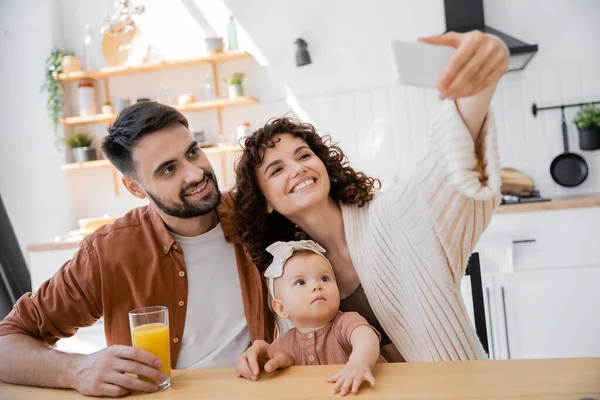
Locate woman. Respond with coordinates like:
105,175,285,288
232,31,508,363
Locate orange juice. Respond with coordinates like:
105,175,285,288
131,322,171,381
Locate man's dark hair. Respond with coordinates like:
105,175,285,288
101,101,189,176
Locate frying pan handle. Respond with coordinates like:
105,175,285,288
561,107,569,153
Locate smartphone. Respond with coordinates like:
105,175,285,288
391,40,455,88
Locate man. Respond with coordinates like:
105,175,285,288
0,102,274,397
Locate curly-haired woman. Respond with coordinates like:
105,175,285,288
233,32,507,365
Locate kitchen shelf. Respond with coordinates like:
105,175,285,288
56,50,252,82
58,97,258,126
61,159,112,170
58,113,115,126
61,144,242,171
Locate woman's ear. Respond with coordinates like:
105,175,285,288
272,298,289,319
266,203,274,214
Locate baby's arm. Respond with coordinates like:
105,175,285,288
327,314,382,396
349,325,381,367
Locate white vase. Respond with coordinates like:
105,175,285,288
228,84,244,99
101,105,113,115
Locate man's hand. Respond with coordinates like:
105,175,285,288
327,358,376,396
235,340,294,381
69,345,165,397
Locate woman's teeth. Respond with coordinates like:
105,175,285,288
292,179,315,193
186,180,208,196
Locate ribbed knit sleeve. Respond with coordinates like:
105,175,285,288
385,100,501,285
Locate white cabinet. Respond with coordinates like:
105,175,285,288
470,206,600,360
498,266,600,360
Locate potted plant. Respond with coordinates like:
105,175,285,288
67,132,97,163
42,47,74,149
573,104,600,150
224,73,245,99
101,100,114,115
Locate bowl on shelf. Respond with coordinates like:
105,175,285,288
78,215,116,233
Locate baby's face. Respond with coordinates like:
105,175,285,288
272,251,340,328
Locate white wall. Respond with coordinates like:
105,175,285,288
2,0,600,251
0,0,70,257
226,0,600,198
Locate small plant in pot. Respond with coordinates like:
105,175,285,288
67,132,97,163
573,104,600,150
101,100,113,115
225,73,245,99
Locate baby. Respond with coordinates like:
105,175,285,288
236,240,385,396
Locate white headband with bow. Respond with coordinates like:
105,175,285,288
264,240,328,299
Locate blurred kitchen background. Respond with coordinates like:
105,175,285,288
1,0,599,359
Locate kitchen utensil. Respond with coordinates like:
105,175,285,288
500,168,535,195
550,108,588,187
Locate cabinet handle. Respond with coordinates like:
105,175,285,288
501,286,511,359
512,239,536,244
485,287,495,360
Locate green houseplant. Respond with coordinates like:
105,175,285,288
573,104,600,150
67,132,97,163
42,47,74,149
225,73,245,99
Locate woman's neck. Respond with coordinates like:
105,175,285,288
292,196,347,254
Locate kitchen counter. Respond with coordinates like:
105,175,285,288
1,358,598,399
496,194,600,215
27,241,81,252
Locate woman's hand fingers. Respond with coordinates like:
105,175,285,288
440,37,497,99
420,31,479,93
420,30,509,100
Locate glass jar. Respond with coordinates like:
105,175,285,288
77,81,98,116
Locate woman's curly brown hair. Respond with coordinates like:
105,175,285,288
232,117,381,272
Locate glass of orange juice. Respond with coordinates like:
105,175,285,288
129,306,171,389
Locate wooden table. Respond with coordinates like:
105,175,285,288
1,358,599,399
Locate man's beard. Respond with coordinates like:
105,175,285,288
146,171,221,219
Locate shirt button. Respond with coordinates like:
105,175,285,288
173,244,178,250
178,300,185,307
179,271,185,277
308,333,313,339
173,337,179,343
29,293,36,299
163,246,167,251
309,355,315,362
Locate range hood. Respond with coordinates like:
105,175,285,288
444,0,538,71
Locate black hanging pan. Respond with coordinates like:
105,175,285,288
550,108,588,187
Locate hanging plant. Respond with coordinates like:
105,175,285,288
42,47,74,149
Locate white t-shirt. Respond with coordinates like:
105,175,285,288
171,223,250,369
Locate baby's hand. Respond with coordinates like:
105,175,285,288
235,340,294,381
327,358,376,396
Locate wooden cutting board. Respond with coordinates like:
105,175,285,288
501,167,535,194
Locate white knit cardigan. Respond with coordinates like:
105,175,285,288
341,100,501,361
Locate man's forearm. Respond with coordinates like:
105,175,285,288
0,334,80,389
